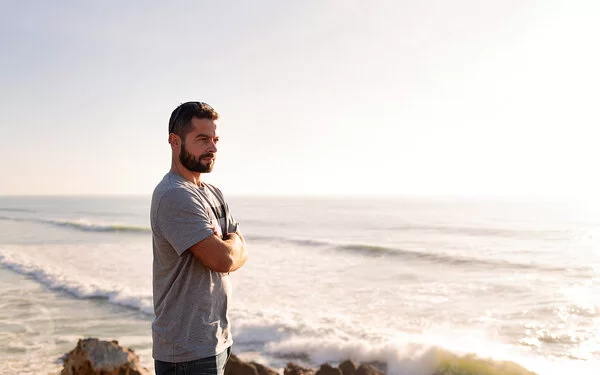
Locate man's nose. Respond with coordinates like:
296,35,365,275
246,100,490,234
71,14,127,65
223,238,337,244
208,140,218,153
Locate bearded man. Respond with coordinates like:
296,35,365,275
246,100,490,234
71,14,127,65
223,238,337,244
150,101,247,375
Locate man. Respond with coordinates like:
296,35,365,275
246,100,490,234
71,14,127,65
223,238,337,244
150,101,248,375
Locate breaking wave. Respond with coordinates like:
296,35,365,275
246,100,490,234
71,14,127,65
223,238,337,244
0,253,153,314
0,215,149,233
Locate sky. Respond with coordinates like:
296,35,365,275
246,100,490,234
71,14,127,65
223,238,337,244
0,0,598,198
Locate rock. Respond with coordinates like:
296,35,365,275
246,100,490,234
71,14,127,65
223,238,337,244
338,360,357,375
225,354,259,375
284,362,316,375
316,363,342,375
251,361,280,375
355,364,384,375
224,355,279,375
61,338,149,375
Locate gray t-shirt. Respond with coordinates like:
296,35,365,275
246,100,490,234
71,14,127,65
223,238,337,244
150,172,237,362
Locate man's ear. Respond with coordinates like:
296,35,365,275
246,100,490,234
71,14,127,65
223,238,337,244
168,133,180,148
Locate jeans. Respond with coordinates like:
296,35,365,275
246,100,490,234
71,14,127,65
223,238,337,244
155,346,232,375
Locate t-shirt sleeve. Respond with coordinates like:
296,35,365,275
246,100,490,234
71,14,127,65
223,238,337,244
156,188,215,256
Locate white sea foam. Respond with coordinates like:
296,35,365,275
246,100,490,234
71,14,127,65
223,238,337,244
0,244,153,315
232,309,519,373
229,305,600,375
235,321,563,375
260,327,599,375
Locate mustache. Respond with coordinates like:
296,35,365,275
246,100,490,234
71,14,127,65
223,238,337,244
199,153,216,159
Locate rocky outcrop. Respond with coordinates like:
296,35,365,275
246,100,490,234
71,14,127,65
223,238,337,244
61,338,149,375
61,338,538,375
251,360,279,375
316,363,342,375
355,364,384,375
225,355,260,375
233,357,388,375
60,339,378,375
280,361,382,375
284,362,316,375
338,360,357,375
224,355,280,375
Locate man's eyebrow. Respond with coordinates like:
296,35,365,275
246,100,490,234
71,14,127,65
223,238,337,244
194,133,212,139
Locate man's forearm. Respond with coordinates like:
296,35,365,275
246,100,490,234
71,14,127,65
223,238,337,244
189,232,247,273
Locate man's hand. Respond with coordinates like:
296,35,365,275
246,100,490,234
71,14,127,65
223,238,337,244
224,232,241,243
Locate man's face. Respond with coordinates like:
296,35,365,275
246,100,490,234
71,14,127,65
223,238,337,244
179,117,219,173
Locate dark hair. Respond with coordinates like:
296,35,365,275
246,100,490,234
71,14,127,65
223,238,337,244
168,101,220,137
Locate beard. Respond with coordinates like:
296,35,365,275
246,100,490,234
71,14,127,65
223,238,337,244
179,142,215,173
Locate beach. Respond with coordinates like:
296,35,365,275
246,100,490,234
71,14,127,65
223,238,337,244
0,195,598,374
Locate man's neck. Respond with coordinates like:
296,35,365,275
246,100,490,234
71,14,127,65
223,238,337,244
170,164,202,186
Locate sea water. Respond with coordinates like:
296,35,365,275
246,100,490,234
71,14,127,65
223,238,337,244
0,195,598,374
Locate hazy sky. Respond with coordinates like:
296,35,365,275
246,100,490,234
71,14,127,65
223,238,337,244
1,0,598,197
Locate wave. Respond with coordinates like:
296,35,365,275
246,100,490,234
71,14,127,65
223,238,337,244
0,253,153,315
231,319,546,375
0,215,150,233
384,224,567,240
246,234,579,273
48,220,149,233
339,244,575,273
246,234,331,248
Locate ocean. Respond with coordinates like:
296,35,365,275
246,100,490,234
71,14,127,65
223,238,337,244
0,195,598,374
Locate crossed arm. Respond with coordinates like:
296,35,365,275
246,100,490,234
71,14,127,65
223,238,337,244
189,230,248,273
